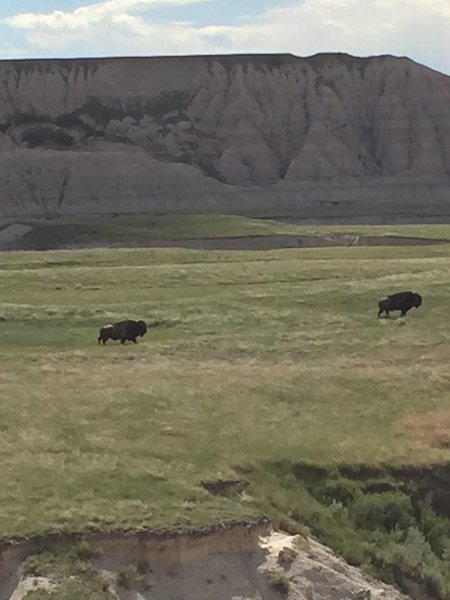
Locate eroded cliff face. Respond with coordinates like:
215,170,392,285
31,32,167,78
1,53,450,218
1,526,409,600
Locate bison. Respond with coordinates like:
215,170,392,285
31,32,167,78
377,291,422,318
98,320,147,345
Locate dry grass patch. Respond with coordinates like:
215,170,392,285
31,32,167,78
401,410,450,449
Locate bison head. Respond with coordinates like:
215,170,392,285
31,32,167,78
413,293,422,308
137,320,147,336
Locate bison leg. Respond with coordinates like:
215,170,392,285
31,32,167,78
132,338,137,344
120,338,126,345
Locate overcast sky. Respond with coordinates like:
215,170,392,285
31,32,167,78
0,0,449,75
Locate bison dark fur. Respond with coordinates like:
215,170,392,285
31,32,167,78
377,291,422,318
98,320,147,345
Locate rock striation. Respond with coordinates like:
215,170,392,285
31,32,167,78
1,53,450,219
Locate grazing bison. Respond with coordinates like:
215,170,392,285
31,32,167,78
98,320,147,345
378,291,422,318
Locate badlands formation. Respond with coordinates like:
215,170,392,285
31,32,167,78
0,52,450,219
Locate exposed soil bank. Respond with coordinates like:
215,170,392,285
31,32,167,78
2,527,408,600
0,519,269,600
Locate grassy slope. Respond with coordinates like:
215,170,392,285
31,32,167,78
292,223,450,239
2,244,450,538
18,215,304,249
15,215,450,250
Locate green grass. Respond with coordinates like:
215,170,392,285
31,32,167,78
288,223,450,240
18,214,304,249
2,242,450,539
13,214,450,250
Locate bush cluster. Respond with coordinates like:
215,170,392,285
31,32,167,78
247,463,450,600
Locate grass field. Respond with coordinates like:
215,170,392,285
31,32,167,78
17,215,304,249
12,214,450,249
2,242,450,541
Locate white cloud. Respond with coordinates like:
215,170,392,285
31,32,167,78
0,42,29,59
221,0,450,74
4,0,204,30
3,0,450,75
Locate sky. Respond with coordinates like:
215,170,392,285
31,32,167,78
0,0,449,76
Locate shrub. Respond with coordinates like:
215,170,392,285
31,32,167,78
117,565,143,590
421,509,450,558
352,492,414,532
277,547,298,569
67,541,102,562
23,574,114,599
14,111,50,126
372,527,450,599
22,552,56,577
22,543,101,581
21,125,74,148
265,570,290,596
293,535,311,553
318,477,362,507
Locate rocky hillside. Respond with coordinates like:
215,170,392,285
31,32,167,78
1,53,450,219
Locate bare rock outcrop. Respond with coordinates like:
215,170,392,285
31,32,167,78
0,53,450,219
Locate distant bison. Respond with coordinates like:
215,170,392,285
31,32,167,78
98,320,147,345
378,291,422,318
